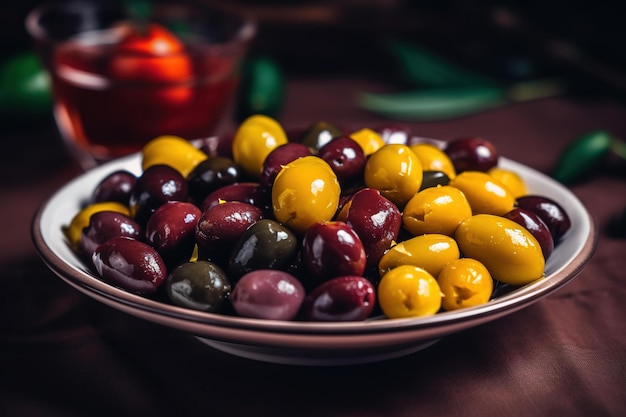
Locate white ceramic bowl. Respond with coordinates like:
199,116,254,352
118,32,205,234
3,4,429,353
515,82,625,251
32,137,596,366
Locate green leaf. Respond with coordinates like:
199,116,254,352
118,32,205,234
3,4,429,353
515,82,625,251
357,87,507,121
552,130,613,184
385,38,497,88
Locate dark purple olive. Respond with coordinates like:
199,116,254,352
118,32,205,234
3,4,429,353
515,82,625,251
195,201,264,265
298,120,343,150
302,276,376,321
444,137,499,173
80,210,142,257
230,270,305,320
503,207,555,259
301,221,366,284
260,142,313,188
129,164,188,226
198,133,235,159
335,187,402,272
187,156,241,205
200,182,271,215
90,169,137,205
92,236,167,294
145,201,202,269
419,170,451,190
228,219,299,281
318,136,366,185
516,195,571,241
166,261,231,312
375,123,412,145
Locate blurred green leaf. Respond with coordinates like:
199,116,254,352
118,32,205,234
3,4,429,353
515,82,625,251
0,51,52,121
357,87,506,121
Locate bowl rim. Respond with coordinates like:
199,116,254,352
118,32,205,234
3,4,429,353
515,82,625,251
31,136,598,338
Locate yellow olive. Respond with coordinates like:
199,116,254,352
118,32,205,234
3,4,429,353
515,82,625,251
378,265,442,319
64,201,130,249
449,170,515,215
364,144,423,208
232,114,288,178
141,135,208,178
488,166,527,199
410,143,456,179
455,214,545,286
349,128,385,156
437,258,493,311
378,233,460,278
272,156,341,235
402,185,472,236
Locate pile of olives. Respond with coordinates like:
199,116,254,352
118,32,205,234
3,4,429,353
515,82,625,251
64,115,571,322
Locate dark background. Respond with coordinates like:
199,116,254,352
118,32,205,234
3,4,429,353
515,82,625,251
2,0,626,100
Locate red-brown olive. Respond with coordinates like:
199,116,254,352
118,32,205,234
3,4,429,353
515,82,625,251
80,210,142,257
301,221,366,285
90,169,137,205
129,164,188,226
516,195,572,241
503,207,555,259
145,201,202,269
228,219,299,281
318,136,366,185
375,123,412,145
444,137,499,173
166,261,231,312
335,187,402,272
260,142,313,188
230,269,305,320
92,236,167,294
195,201,264,266
302,276,376,321
187,156,241,205
201,182,271,215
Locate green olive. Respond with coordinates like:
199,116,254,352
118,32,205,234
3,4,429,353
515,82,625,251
166,261,232,312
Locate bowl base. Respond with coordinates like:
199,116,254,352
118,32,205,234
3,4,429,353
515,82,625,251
195,337,441,366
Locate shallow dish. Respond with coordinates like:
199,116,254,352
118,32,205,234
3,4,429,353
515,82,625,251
32,137,596,366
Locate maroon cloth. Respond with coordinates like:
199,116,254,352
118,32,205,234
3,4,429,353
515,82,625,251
1,76,626,417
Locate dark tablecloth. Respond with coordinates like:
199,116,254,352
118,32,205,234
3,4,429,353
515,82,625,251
1,75,625,417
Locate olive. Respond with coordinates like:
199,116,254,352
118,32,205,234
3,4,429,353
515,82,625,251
455,214,545,286
200,182,271,215
335,187,402,272
301,221,366,284
302,276,375,321
90,169,137,205
80,211,142,257
260,142,313,188
230,269,305,320
228,219,299,281
298,120,343,150
187,156,241,205
419,170,451,190
444,136,499,173
145,201,202,269
92,236,167,294
318,136,366,185
375,123,412,145
166,261,231,313
516,195,571,241
129,164,188,226
195,201,264,265
503,207,555,259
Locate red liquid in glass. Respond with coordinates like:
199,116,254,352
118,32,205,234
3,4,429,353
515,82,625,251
52,29,239,162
